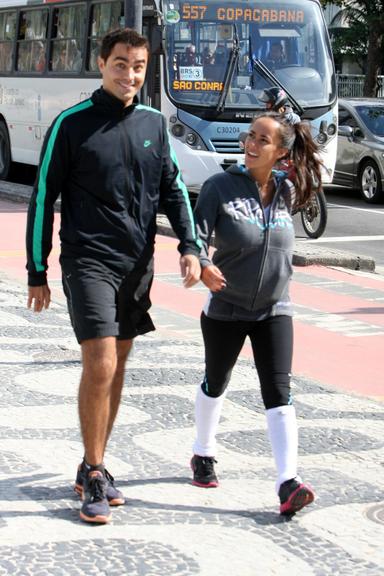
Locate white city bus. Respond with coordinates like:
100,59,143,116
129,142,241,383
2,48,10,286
0,0,337,191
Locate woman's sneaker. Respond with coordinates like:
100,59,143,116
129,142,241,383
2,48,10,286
279,478,315,516
80,469,111,524
74,460,125,506
190,455,219,488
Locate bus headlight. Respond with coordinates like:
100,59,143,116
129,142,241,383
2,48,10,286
317,132,328,145
186,132,197,146
172,124,185,137
169,119,208,150
327,123,337,136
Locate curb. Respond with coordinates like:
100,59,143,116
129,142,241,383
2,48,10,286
1,181,376,272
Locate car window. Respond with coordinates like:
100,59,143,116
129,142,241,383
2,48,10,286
356,106,384,137
338,106,358,129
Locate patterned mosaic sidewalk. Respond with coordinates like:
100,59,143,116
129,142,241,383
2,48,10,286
0,272,383,576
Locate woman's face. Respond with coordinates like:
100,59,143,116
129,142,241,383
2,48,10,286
244,116,288,173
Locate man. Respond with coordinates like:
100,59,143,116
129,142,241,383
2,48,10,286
260,87,301,125
26,28,201,524
182,44,198,65
266,42,286,68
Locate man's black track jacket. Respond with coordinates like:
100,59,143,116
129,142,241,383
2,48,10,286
26,88,201,286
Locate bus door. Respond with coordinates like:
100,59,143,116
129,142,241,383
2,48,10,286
142,1,161,110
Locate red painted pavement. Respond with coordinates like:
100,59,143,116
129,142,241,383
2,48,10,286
1,201,383,400
153,236,384,400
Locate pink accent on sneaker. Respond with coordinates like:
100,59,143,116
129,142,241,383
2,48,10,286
280,483,315,515
191,478,219,488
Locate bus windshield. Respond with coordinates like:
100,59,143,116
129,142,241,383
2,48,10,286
163,0,336,111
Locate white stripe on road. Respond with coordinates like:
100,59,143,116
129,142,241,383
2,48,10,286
327,202,384,215
296,235,384,243
294,305,384,337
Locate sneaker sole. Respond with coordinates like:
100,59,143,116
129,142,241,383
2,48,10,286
280,485,315,516
191,479,219,488
79,510,112,524
74,483,125,506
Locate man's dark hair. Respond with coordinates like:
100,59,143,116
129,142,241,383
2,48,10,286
100,28,150,62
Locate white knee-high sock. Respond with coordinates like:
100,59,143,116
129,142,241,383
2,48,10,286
266,405,299,493
192,385,225,457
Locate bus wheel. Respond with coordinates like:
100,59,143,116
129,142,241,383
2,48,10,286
0,121,11,180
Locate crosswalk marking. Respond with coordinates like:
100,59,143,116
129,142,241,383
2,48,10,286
293,305,384,337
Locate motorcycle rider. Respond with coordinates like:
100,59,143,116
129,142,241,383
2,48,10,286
260,86,301,125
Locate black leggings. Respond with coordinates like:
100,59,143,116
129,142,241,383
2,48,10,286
200,313,293,409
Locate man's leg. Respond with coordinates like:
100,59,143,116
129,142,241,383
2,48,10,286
104,338,133,449
78,336,119,523
76,339,132,510
79,336,117,466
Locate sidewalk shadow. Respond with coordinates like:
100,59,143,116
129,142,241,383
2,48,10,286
120,477,290,525
0,474,289,526
0,360,81,366
0,473,69,501
124,496,289,526
341,307,384,315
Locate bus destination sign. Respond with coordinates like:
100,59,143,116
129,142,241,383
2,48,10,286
180,4,305,23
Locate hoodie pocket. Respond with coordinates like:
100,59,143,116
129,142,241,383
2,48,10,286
254,246,293,309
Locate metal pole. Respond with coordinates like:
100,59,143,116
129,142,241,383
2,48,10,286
125,0,143,33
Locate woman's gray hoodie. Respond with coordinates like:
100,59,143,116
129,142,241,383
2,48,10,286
194,165,296,319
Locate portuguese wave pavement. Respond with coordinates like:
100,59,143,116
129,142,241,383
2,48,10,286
0,264,383,575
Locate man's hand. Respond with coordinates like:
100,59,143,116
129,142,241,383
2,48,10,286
180,254,201,288
201,265,226,292
27,284,51,312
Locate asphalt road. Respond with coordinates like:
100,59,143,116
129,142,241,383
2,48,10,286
294,185,384,273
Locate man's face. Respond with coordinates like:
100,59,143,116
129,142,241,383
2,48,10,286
270,45,282,60
98,42,148,106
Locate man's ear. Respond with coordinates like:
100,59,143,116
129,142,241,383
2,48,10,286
97,56,105,73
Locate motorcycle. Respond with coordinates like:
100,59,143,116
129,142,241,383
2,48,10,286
293,188,327,239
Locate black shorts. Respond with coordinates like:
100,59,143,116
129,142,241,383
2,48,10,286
61,257,155,343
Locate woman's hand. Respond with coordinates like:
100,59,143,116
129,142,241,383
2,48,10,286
201,265,226,292
180,254,201,288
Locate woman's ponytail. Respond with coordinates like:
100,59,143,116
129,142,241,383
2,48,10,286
290,122,323,208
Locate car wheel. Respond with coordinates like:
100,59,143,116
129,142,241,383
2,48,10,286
0,121,11,180
359,160,383,204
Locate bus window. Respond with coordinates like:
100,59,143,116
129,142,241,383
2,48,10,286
0,10,16,72
51,4,86,73
87,1,124,72
17,9,48,73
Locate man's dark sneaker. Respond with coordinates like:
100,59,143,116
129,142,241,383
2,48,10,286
279,478,315,516
80,469,111,524
191,455,219,488
74,461,125,506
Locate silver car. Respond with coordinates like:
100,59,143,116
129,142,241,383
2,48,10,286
333,98,384,203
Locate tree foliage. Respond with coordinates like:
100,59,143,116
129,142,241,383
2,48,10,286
321,0,384,96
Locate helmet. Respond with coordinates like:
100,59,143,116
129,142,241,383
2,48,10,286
260,87,289,110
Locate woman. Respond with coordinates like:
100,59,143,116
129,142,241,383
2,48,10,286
191,112,322,516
